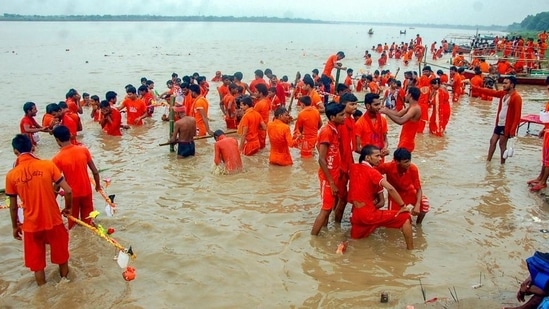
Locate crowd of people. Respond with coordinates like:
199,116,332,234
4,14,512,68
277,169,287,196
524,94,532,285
6,31,549,306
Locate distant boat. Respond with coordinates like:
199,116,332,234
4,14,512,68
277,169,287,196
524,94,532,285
368,28,374,35
400,30,406,34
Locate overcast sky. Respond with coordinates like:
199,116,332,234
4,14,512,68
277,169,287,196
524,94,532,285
2,0,548,26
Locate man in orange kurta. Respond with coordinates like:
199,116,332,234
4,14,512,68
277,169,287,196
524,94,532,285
118,86,147,126
238,96,266,156
449,66,463,103
293,96,322,158
428,78,451,137
189,84,213,137
253,84,271,149
354,93,388,155
267,107,294,166
416,66,435,133
320,51,346,103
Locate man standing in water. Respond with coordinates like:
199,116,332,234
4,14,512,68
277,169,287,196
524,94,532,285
168,106,197,159
471,76,522,164
380,87,422,153
320,51,346,103
5,134,73,285
311,102,345,235
20,102,48,146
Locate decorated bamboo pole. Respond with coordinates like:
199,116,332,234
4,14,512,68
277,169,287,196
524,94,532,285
169,96,175,153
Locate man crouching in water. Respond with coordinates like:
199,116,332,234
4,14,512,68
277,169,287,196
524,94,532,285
168,105,197,159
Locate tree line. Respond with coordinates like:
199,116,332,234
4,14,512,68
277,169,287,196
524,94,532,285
508,11,549,31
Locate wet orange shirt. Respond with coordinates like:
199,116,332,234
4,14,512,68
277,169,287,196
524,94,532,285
192,96,210,136
122,97,147,125
354,113,388,150
52,144,92,197
238,108,263,144
214,135,243,173
267,119,293,166
254,98,271,125
322,54,338,77
102,108,122,136
294,106,321,141
5,154,64,232
42,114,55,128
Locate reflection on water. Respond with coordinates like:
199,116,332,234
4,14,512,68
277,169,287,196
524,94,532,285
0,22,548,308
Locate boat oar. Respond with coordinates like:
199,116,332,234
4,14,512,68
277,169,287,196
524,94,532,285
158,130,237,146
67,214,136,259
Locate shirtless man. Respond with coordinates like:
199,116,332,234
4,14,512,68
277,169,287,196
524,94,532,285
168,106,197,159
380,87,422,153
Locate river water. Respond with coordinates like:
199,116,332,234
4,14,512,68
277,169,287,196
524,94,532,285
0,21,547,308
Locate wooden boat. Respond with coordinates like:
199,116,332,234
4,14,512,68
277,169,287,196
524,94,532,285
400,30,406,34
462,69,549,86
368,28,373,35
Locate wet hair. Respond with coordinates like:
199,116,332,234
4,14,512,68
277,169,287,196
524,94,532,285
91,95,100,102
303,76,315,88
436,69,444,75
240,95,254,107
82,92,90,98
274,107,288,118
124,84,134,90
11,134,33,153
180,82,189,90
264,68,272,76
506,76,518,86
58,101,69,110
126,86,137,94
393,147,412,161
99,100,110,109
268,86,276,93
138,85,148,93
255,83,268,96
23,102,36,113
346,68,353,74
46,103,61,114
336,83,348,92
325,102,345,120
182,76,191,84
140,77,148,83
364,93,380,105
172,72,178,78
254,69,264,78
229,83,239,91
213,129,224,138
52,125,71,142
146,80,154,86
353,109,363,118
189,84,201,94
66,88,78,98
234,71,243,81
358,145,380,163
340,93,358,104
407,87,420,101
106,91,117,102
299,95,312,106
312,69,319,75
430,78,441,85
281,75,288,82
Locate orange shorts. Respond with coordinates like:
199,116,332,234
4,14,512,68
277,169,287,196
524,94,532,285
24,224,69,271
320,176,340,211
337,171,349,200
69,194,94,229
